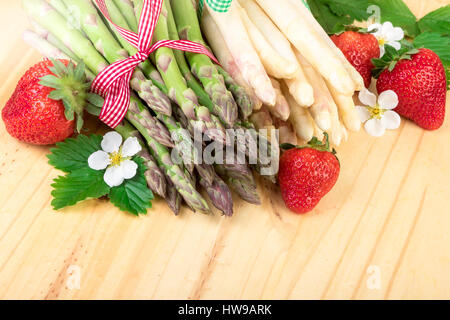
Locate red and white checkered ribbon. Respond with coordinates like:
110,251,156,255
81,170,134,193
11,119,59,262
91,0,218,128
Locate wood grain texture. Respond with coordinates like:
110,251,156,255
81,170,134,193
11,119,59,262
0,0,449,300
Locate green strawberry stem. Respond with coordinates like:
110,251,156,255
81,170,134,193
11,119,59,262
281,132,336,154
38,59,90,132
372,44,420,79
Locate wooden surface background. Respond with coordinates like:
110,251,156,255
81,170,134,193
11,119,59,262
0,0,449,300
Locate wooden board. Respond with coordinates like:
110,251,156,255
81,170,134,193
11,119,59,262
0,0,449,300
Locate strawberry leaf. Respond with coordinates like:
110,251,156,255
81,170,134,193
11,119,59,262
323,0,371,21
108,157,153,215
51,167,110,210
307,0,353,34
47,134,103,173
417,5,450,35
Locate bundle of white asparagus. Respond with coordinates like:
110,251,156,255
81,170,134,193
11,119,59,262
201,0,364,146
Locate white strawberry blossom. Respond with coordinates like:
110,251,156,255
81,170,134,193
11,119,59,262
88,132,142,187
368,21,404,57
356,89,401,137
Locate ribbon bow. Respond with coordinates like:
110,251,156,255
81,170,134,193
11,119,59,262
91,0,218,128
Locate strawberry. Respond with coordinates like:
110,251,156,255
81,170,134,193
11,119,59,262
278,134,340,214
373,47,446,130
2,59,89,145
331,31,380,88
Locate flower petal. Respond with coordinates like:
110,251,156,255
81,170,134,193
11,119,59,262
381,111,401,130
355,106,372,123
121,137,142,157
104,165,125,187
378,90,399,110
88,151,110,170
101,131,123,153
358,88,377,107
368,23,382,34
388,40,401,50
120,160,138,180
379,45,386,57
364,118,386,137
390,27,404,41
382,21,394,34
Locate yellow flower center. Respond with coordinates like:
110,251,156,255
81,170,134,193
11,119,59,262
378,38,386,46
368,105,384,119
109,151,124,167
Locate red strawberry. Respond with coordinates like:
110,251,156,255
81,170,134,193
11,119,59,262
2,59,88,145
374,48,446,130
331,31,380,88
278,134,340,214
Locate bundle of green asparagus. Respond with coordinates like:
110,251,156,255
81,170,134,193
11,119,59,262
22,0,274,216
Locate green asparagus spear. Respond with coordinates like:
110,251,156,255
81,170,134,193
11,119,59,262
115,120,167,198
130,118,209,212
169,0,238,126
112,0,139,33
199,173,234,216
134,0,226,143
165,176,182,215
215,164,261,205
166,2,237,127
217,66,254,119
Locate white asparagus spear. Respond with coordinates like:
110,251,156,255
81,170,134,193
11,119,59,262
204,3,276,105
267,78,290,121
200,11,262,110
341,123,349,142
326,82,361,132
249,106,273,129
295,51,331,131
249,106,277,142
284,57,315,107
273,117,298,145
237,3,297,79
239,0,298,67
288,0,365,90
313,123,325,141
254,0,355,95
296,53,342,145
281,82,314,142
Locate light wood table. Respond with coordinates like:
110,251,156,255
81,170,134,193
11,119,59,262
0,0,449,299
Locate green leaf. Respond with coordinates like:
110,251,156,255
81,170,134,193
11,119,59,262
307,0,352,34
368,0,420,37
47,134,103,173
51,167,110,210
323,0,371,21
413,32,450,65
108,157,153,215
418,5,450,35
